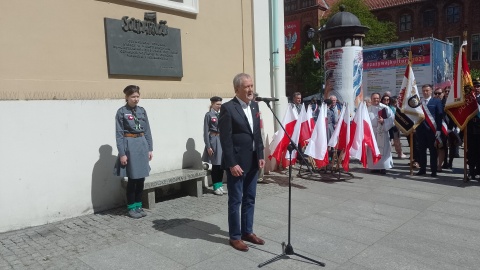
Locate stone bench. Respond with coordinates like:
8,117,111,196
122,169,207,209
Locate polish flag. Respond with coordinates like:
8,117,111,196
299,105,314,148
313,44,320,63
306,104,315,132
349,102,380,167
269,106,297,166
328,103,351,171
305,103,329,168
286,105,307,166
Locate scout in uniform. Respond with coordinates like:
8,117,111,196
114,85,153,218
202,96,225,195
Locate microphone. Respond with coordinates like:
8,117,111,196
255,96,279,102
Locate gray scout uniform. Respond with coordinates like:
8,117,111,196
114,105,153,179
202,108,222,165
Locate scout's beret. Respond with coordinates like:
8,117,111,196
210,96,222,102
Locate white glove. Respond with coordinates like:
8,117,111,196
435,131,441,138
455,127,460,133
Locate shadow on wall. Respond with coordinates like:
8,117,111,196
91,144,125,213
182,138,203,169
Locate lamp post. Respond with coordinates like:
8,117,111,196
307,27,315,40
306,27,323,97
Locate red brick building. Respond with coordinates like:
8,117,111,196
365,0,480,69
284,0,480,71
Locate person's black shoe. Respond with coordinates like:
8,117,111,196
455,153,460,158
380,169,386,175
442,163,449,169
416,170,426,176
431,172,437,177
370,169,379,174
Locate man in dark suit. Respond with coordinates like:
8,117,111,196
415,84,443,177
219,73,266,252
467,79,480,180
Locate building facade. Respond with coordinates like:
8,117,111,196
285,0,480,71
366,0,480,69
0,0,282,233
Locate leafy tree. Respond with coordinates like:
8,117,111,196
287,0,398,99
471,68,480,81
287,42,323,98
321,0,397,45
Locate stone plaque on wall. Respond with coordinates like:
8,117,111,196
104,16,183,77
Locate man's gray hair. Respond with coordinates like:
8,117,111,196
233,73,252,89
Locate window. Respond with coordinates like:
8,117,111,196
472,34,480,61
423,9,435,27
128,0,199,14
447,37,460,54
399,14,412,31
301,0,315,8
446,4,461,23
284,0,297,12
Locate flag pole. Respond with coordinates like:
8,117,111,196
462,29,469,182
410,133,413,175
407,51,414,176
464,129,468,182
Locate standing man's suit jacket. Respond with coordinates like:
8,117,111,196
418,97,443,133
218,97,264,173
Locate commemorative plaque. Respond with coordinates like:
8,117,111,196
104,13,183,77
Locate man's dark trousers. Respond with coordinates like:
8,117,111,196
226,152,258,240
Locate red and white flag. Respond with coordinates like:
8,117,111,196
305,103,328,168
349,102,381,167
313,44,320,63
300,105,314,148
287,105,311,165
445,40,478,130
269,106,297,166
306,104,315,132
328,103,351,171
396,62,425,134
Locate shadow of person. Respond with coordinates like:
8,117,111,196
182,138,203,169
152,218,229,245
91,145,125,213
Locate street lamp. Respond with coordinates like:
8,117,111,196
307,27,316,40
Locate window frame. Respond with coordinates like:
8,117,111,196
399,14,412,32
128,0,199,14
472,34,480,61
446,4,461,24
422,9,435,27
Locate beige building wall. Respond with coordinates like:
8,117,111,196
0,0,254,100
0,0,276,233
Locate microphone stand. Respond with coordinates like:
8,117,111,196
258,101,325,268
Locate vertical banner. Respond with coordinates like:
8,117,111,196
324,46,364,116
284,20,301,63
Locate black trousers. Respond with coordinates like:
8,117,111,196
211,165,224,185
467,120,480,175
126,178,145,205
416,130,437,173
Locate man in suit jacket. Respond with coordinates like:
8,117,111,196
415,84,443,177
467,79,480,179
219,73,266,252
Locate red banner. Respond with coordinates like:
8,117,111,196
284,20,300,63
446,91,478,130
445,44,478,130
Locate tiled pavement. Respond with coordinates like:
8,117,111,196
2,145,480,269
